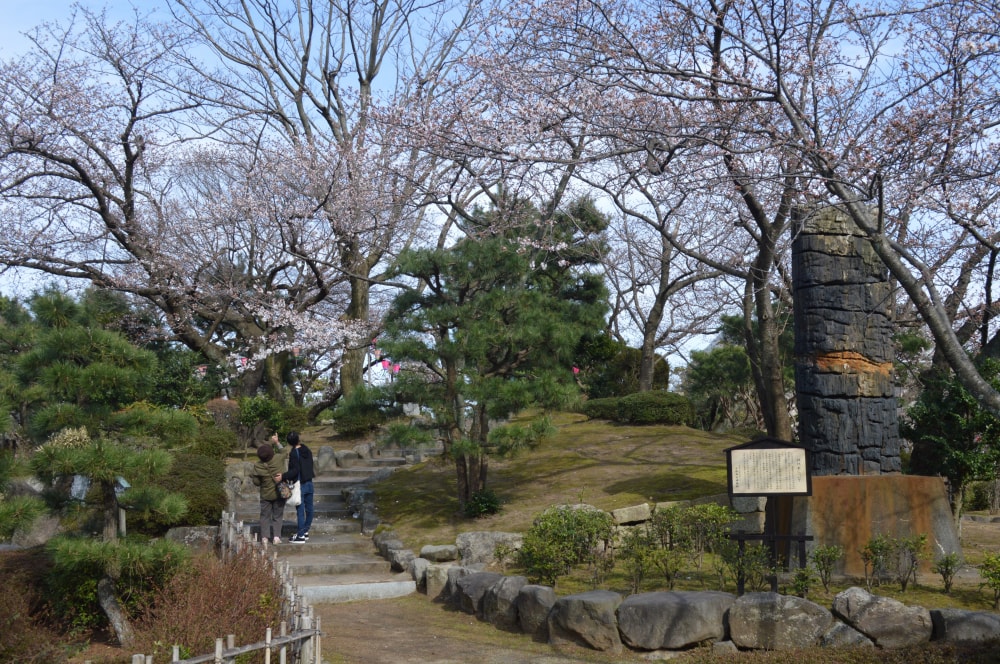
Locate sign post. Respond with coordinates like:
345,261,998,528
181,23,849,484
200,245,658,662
725,438,812,594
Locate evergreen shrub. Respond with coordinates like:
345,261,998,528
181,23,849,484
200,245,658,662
615,391,693,425
463,488,501,518
516,505,614,586
133,452,226,531
579,397,620,421
332,386,398,437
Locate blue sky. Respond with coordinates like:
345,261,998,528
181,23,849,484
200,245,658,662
0,1,162,57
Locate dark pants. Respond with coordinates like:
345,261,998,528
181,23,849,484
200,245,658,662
296,480,314,537
259,498,285,540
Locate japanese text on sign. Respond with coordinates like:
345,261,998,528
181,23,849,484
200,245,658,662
729,448,808,495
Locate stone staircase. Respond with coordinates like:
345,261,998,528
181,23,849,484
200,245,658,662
239,455,417,603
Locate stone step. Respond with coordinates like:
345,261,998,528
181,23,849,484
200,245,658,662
275,527,417,604
295,573,416,603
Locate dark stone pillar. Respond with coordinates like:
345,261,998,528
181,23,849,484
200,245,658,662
792,207,901,475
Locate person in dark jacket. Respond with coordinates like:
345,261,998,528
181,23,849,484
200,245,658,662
250,443,285,545
283,431,315,543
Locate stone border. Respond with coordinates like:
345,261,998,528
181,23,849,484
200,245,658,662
371,500,1000,656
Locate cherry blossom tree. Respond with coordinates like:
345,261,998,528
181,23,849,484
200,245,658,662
450,0,1000,421
170,0,490,399
0,12,369,398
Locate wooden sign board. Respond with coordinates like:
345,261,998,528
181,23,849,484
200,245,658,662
725,438,812,497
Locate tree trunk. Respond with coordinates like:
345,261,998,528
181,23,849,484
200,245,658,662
339,276,371,398
102,481,119,543
951,483,966,539
97,576,134,647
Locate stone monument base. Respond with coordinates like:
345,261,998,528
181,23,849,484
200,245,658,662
790,475,960,576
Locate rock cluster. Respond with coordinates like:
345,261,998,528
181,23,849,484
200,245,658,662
373,527,999,656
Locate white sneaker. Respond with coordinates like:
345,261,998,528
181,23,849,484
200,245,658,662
273,536,281,545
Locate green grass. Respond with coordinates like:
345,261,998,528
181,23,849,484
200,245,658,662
367,411,1000,611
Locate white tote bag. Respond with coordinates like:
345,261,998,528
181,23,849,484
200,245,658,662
287,480,302,507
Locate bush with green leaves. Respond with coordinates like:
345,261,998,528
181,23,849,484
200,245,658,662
189,424,237,460
109,402,199,447
130,452,226,533
43,536,190,633
331,385,399,437
615,391,693,425
379,421,436,451
890,533,927,592
0,450,45,542
515,505,614,586
933,552,962,594
789,565,816,598
463,488,502,518
809,544,844,593
487,417,555,455
860,534,893,591
649,502,736,571
717,540,774,592
980,551,1000,609
618,525,657,593
578,397,620,421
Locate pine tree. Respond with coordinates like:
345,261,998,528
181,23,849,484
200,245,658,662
383,197,608,508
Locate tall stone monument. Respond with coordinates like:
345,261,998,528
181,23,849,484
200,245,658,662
791,206,901,475
790,207,959,574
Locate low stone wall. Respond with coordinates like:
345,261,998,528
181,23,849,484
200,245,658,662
371,499,1000,656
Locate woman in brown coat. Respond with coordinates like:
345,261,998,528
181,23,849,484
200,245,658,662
251,443,285,544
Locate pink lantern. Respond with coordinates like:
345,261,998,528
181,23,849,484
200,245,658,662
382,359,391,369
392,364,401,373
572,366,580,375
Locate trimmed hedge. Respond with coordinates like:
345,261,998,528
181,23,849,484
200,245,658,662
615,391,693,425
579,397,621,421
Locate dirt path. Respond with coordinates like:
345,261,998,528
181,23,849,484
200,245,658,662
315,594,642,664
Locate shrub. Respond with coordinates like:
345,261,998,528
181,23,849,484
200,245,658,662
0,550,75,663
487,417,555,454
331,385,398,438
463,488,502,518
980,551,1000,609
790,566,816,598
110,402,199,447
579,397,620,421
809,544,844,593
132,549,283,660
649,503,736,570
204,398,239,432
43,537,190,633
618,525,656,593
516,505,614,586
615,391,693,425
280,405,311,434
933,552,962,594
890,533,927,592
131,452,226,531
379,421,435,451
860,534,893,591
190,424,237,460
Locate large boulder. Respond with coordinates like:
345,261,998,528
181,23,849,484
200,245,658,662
425,563,454,600
548,590,623,653
821,621,874,648
610,503,651,525
455,572,504,617
315,445,337,472
931,608,1000,643
729,592,834,650
832,587,932,648
516,585,557,639
410,557,429,591
388,547,416,572
617,591,735,650
441,565,485,605
456,531,523,565
482,575,528,630
420,544,459,562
